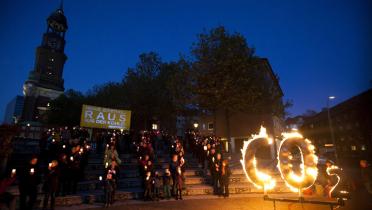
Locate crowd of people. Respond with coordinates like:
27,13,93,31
0,127,190,209
187,132,231,197
0,126,92,210
91,129,188,207
132,131,186,202
1,127,372,210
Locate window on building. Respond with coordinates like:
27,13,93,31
361,145,366,151
351,145,357,151
208,123,214,130
152,124,158,130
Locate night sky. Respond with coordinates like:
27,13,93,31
1,0,371,121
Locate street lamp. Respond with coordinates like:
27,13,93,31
327,96,338,163
193,123,199,129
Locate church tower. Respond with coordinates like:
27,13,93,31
22,3,68,122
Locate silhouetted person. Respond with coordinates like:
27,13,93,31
19,156,41,210
103,168,115,208
360,160,372,194
143,172,153,201
169,155,178,196
0,170,17,210
220,159,231,197
153,171,162,201
163,168,172,199
42,160,60,210
57,154,71,196
175,166,183,200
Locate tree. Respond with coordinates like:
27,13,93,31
85,82,128,109
190,26,286,139
122,52,189,131
46,89,86,127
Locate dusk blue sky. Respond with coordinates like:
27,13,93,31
1,0,371,121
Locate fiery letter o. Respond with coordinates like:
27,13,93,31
277,133,318,192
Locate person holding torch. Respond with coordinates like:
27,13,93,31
42,160,60,210
19,155,41,210
0,169,17,210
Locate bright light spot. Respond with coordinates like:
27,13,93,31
152,124,158,130
289,172,304,183
306,167,318,178
308,145,315,151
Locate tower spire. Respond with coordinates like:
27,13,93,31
59,0,64,11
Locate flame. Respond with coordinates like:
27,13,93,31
241,126,276,191
282,131,303,139
241,127,320,195
326,165,341,198
277,130,318,194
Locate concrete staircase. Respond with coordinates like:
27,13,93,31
181,154,291,196
52,151,291,206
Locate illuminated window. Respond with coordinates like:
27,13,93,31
152,124,158,130
208,123,214,130
361,145,366,151
351,145,357,151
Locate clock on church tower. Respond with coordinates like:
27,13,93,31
22,2,68,122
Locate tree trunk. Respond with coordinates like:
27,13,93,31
213,108,217,135
225,108,231,153
0,155,8,175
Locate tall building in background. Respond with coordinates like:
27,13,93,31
198,58,284,155
301,89,372,164
22,3,68,122
3,96,24,124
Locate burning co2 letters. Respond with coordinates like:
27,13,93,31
241,126,340,197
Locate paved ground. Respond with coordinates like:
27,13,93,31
55,191,372,210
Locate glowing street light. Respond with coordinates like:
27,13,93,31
193,123,199,129
327,95,338,163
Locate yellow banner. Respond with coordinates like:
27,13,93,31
80,104,131,130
